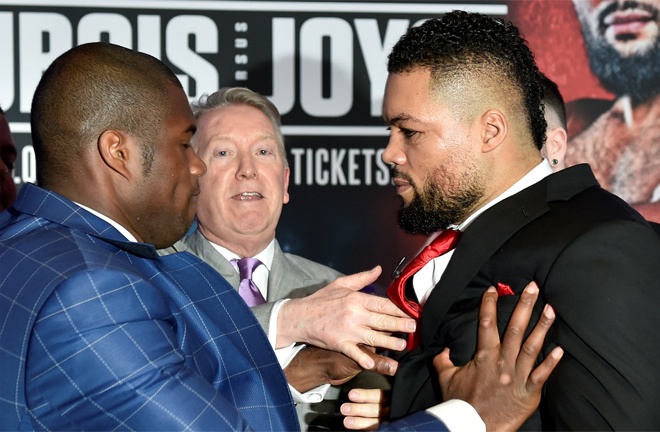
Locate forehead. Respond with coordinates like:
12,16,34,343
197,104,277,140
383,69,452,123
164,84,196,136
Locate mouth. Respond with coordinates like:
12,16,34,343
602,5,657,39
232,191,263,201
391,176,413,196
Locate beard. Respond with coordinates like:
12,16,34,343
578,0,660,104
395,167,484,235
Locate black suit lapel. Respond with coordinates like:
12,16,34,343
391,181,551,419
420,178,552,346
391,164,600,418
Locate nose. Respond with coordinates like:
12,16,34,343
236,155,257,179
190,151,207,177
0,162,9,181
382,135,406,166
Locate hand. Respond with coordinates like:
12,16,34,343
341,388,389,430
434,282,563,432
284,345,395,393
277,266,415,371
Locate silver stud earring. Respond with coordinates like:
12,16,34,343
551,159,559,166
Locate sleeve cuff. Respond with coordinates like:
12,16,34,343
425,399,485,432
289,383,332,404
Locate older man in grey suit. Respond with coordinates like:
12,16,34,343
167,87,389,430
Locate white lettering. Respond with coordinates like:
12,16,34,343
375,148,389,185
315,148,329,185
355,19,410,116
19,12,72,113
166,15,219,99
268,18,296,115
78,13,132,47
347,148,361,185
290,148,305,185
362,148,375,185
138,15,161,58
300,17,353,117
330,148,347,185
290,147,391,187
0,13,15,110
21,145,36,184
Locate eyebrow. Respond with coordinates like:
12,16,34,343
382,113,421,126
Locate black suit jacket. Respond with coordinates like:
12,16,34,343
390,164,660,430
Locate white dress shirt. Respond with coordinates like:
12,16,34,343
210,239,331,403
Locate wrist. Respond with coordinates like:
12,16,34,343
276,298,305,348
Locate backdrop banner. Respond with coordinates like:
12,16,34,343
2,0,657,289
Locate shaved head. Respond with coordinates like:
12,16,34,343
31,42,182,186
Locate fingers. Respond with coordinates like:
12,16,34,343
335,266,382,292
522,304,563,393
368,295,416,320
342,343,378,370
347,388,386,404
500,282,539,365
475,286,500,357
432,347,457,382
342,412,380,430
528,345,563,393
360,349,399,376
342,389,386,430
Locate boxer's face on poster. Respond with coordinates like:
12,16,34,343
574,0,660,57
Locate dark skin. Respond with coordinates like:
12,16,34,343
342,282,563,431
48,83,206,248
285,345,393,393
436,282,563,431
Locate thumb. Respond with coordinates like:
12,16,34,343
339,266,382,292
433,347,456,376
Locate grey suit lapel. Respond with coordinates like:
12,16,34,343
268,240,301,302
181,230,240,289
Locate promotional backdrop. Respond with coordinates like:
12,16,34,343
1,0,657,289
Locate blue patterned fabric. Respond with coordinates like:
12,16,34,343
0,184,298,431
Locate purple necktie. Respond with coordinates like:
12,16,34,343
232,257,266,306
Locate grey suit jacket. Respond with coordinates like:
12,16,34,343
167,230,347,430
171,229,342,334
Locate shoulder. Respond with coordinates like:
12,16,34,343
282,252,344,279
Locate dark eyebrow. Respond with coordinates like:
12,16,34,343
382,114,419,126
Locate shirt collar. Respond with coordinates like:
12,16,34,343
210,238,275,271
456,159,553,232
75,202,138,242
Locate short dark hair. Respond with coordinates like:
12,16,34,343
540,74,567,131
30,42,182,185
388,10,547,150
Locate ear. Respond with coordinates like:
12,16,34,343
282,166,291,205
545,127,568,166
97,130,137,180
481,109,507,153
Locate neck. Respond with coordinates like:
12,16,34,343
198,225,273,258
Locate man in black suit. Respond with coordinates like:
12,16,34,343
382,11,660,430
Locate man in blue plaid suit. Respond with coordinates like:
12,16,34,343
0,42,559,431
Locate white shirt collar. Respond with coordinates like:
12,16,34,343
75,202,138,242
456,159,553,232
209,238,275,272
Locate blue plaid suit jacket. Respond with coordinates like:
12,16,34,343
0,184,299,431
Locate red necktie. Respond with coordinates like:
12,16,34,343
387,229,462,350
